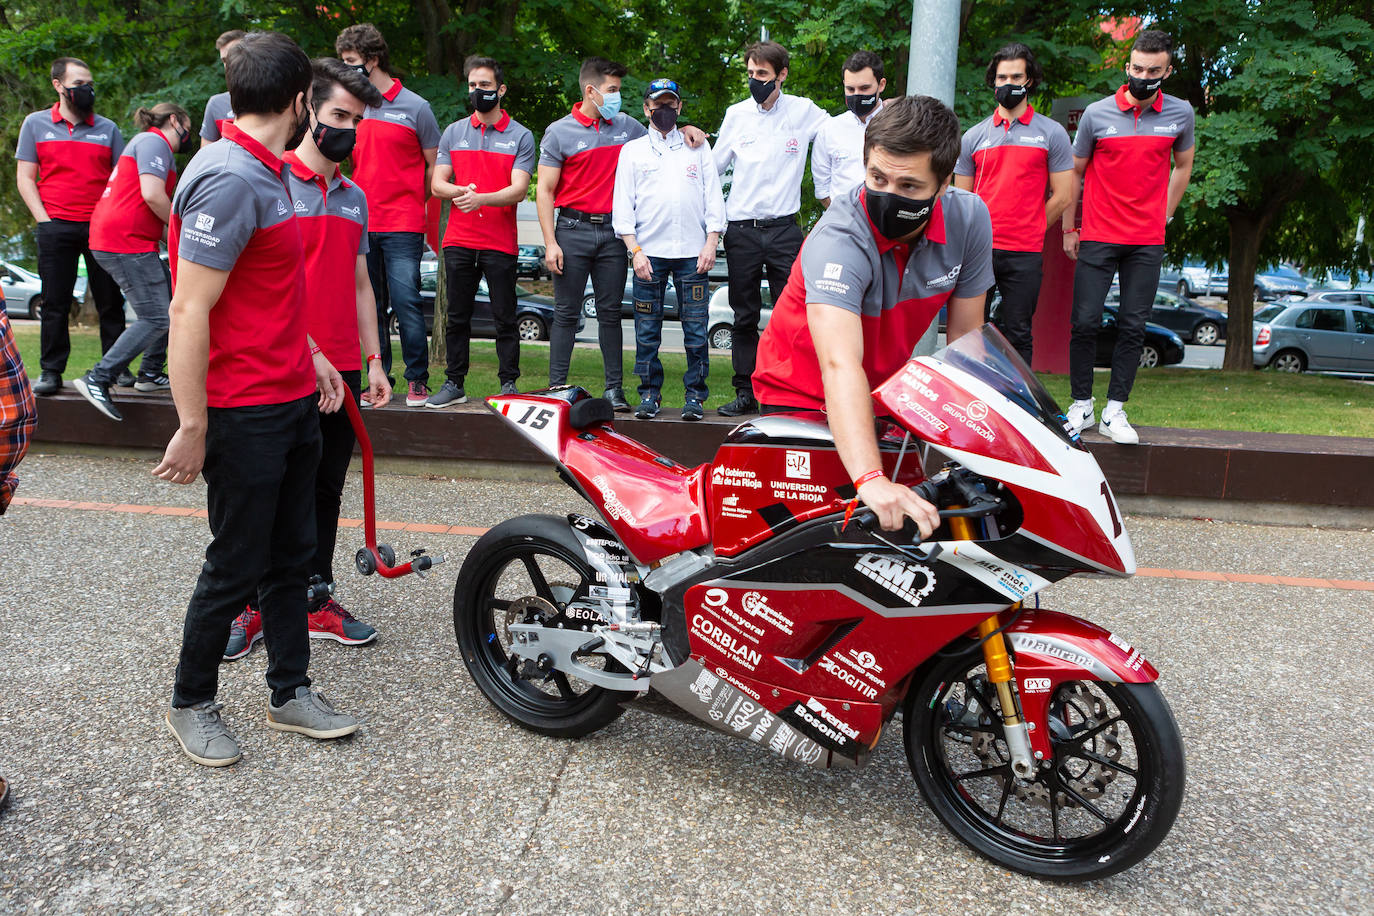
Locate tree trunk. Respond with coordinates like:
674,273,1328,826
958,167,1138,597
430,200,449,363
1222,214,1262,371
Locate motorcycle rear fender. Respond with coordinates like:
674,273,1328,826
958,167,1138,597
1005,609,1157,759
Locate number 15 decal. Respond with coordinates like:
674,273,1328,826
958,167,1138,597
516,405,555,430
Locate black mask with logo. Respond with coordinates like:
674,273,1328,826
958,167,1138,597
1127,73,1164,103
286,97,311,151
312,118,357,162
650,106,679,132
864,188,936,242
845,92,879,118
748,77,776,105
470,88,500,113
65,83,96,114
994,83,1029,110
173,123,192,150
349,62,371,79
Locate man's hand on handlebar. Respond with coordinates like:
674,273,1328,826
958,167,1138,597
858,477,940,537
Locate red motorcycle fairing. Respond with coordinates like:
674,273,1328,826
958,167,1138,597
1004,610,1158,759
708,413,926,557
487,390,711,565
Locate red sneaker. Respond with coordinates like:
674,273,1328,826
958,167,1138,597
307,598,378,645
406,381,429,407
223,604,262,661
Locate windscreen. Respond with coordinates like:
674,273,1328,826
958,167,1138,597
931,326,1082,449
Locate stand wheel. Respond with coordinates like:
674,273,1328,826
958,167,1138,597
355,548,377,576
377,543,396,567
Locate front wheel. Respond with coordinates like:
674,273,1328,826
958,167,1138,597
1138,344,1161,368
709,323,733,350
517,314,547,341
454,515,632,738
1192,321,1220,346
904,649,1185,881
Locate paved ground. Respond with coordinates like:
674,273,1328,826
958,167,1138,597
1,453,1371,914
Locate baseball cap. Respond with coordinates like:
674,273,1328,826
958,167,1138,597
645,78,682,101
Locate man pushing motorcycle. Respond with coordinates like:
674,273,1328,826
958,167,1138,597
752,94,994,535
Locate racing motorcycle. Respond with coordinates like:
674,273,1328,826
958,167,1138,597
452,326,1184,881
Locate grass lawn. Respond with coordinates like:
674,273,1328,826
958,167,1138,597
12,324,1373,438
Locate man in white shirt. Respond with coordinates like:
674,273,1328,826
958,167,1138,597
713,40,828,417
613,78,726,422
812,50,887,208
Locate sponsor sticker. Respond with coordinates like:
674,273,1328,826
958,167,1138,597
590,474,637,525
194,213,216,232
823,262,844,280
854,553,937,606
1022,677,1052,693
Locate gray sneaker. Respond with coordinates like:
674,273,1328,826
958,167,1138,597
425,380,467,409
266,687,359,739
166,701,242,767
499,381,519,395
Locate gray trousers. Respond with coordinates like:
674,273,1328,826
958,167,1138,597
89,250,169,384
549,216,625,388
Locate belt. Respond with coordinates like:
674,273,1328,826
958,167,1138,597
559,207,611,224
728,215,796,228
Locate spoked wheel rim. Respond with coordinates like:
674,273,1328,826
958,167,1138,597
709,325,733,350
517,316,544,340
1139,346,1160,368
469,542,614,718
926,665,1155,863
1193,322,1219,346
1273,352,1304,372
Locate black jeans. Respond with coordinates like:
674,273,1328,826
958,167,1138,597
549,216,625,388
443,246,519,385
989,249,1044,366
1070,241,1164,403
172,395,322,709
312,371,362,587
35,219,125,373
723,218,803,394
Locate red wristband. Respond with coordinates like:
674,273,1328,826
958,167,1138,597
854,469,886,489
309,345,322,356
366,353,381,363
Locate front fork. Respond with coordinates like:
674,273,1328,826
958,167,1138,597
948,515,1038,779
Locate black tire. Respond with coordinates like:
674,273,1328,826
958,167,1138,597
454,515,631,737
904,649,1185,881
385,311,397,338
517,314,547,341
1191,321,1220,346
709,323,733,350
581,295,597,318
1138,345,1161,368
26,296,42,320
1270,349,1306,372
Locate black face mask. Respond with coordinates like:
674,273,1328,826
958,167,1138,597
349,62,371,79
65,83,96,113
470,88,500,113
748,77,776,105
286,99,310,151
174,124,192,150
864,187,936,242
1127,73,1163,103
312,118,357,162
650,106,679,132
845,92,879,118
994,83,1028,110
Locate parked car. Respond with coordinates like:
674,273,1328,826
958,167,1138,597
1105,285,1226,345
1098,306,1186,368
1159,260,1218,298
1300,288,1374,308
0,260,87,318
404,260,580,340
516,244,547,280
706,282,775,349
1208,262,1313,301
1252,301,1374,374
583,270,683,320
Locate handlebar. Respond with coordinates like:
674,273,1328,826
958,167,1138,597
847,470,1002,538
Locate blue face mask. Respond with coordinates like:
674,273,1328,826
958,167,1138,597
595,87,621,120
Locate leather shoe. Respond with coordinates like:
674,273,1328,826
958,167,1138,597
32,371,61,396
604,387,631,412
716,392,758,417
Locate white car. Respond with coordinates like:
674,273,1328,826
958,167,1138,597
706,282,775,349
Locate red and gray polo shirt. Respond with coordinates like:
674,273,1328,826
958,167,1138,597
955,106,1073,252
199,91,235,143
283,150,370,371
538,105,647,214
350,79,441,234
1074,87,1195,246
754,184,994,411
436,110,536,254
170,122,313,409
15,104,125,221
89,129,177,254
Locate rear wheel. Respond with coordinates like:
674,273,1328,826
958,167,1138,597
454,515,631,737
581,295,597,318
709,323,733,350
1138,344,1161,368
517,314,547,341
1192,321,1220,346
904,649,1185,881
1270,349,1306,372
26,296,42,320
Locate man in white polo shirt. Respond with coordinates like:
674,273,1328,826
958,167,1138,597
812,50,886,208
713,40,828,417
612,78,726,422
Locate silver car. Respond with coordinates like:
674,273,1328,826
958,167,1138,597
1252,301,1374,374
1,260,88,319
706,282,774,349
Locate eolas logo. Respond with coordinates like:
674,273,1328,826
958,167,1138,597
194,213,215,231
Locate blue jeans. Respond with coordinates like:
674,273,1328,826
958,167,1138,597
632,256,709,404
88,249,169,384
366,231,428,384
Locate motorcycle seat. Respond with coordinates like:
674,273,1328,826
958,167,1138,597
569,397,615,430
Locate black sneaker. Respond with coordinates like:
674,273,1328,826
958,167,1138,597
425,380,466,408
634,397,660,419
717,392,758,417
31,371,61,396
604,387,631,412
115,370,136,388
73,375,123,421
682,400,704,421
134,372,171,392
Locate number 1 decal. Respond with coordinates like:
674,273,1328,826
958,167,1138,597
1101,482,1123,538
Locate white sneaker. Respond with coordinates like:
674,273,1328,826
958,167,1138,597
1064,399,1095,435
1099,409,1140,444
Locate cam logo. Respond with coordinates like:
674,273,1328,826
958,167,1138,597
785,450,810,480
854,553,937,606
194,213,215,231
